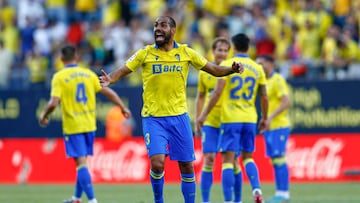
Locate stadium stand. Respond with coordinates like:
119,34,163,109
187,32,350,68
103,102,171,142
0,0,359,90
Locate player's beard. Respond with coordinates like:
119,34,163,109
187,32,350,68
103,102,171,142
155,32,171,47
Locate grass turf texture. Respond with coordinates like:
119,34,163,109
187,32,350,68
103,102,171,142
1,183,359,203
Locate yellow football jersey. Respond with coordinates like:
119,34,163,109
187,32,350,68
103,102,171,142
126,42,207,117
197,70,222,127
219,54,267,123
51,65,102,134
267,72,290,129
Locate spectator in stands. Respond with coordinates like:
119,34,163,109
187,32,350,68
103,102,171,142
45,0,68,23
66,17,84,46
17,0,45,29
19,17,35,60
26,49,48,89
0,0,16,26
0,39,13,89
73,0,99,22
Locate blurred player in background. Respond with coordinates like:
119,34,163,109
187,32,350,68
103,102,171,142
99,16,243,203
257,55,291,203
39,45,131,203
195,37,242,203
197,33,268,203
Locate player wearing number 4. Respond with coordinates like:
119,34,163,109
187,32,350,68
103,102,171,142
39,45,131,203
197,33,269,203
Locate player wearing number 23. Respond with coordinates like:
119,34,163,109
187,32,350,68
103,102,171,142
218,33,268,203
197,33,268,203
39,45,131,203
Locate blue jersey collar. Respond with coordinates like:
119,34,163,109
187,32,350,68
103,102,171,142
65,64,78,68
154,41,179,49
234,54,249,58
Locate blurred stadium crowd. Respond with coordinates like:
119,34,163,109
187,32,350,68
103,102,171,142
0,0,360,90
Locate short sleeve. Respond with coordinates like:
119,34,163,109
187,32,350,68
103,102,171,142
50,74,61,98
185,47,207,70
125,48,147,72
276,76,289,98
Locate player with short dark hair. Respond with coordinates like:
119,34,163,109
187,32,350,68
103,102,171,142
257,55,291,203
39,44,131,203
197,33,269,203
99,16,243,203
195,37,242,203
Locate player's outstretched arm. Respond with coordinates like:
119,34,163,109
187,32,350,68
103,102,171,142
201,61,244,77
39,97,60,127
99,65,133,87
100,87,132,118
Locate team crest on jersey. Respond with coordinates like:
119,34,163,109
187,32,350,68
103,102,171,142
175,54,180,61
155,56,159,61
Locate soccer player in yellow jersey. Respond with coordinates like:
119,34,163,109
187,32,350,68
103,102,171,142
99,16,243,203
198,33,269,203
195,37,242,203
257,55,290,203
39,45,131,203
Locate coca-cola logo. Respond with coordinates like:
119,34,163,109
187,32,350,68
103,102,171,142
287,138,344,179
88,141,148,181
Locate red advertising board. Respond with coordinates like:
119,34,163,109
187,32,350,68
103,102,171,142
0,134,359,184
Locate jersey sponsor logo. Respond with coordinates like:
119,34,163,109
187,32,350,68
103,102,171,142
152,64,183,74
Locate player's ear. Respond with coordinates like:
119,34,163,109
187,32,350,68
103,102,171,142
171,27,176,35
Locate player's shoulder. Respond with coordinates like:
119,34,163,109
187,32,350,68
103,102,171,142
273,72,287,83
273,72,285,79
178,43,198,55
219,58,234,66
52,68,68,79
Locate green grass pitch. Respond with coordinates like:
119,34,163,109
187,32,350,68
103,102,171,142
1,183,360,203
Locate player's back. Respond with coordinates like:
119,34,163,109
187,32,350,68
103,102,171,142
51,66,102,134
220,54,267,123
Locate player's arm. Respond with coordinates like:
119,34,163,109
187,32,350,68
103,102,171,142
269,95,290,121
201,61,244,77
258,84,269,133
195,90,205,136
39,96,60,126
99,87,132,118
99,65,133,87
196,79,225,130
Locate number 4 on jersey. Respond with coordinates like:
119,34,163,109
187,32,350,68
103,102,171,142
76,83,88,104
